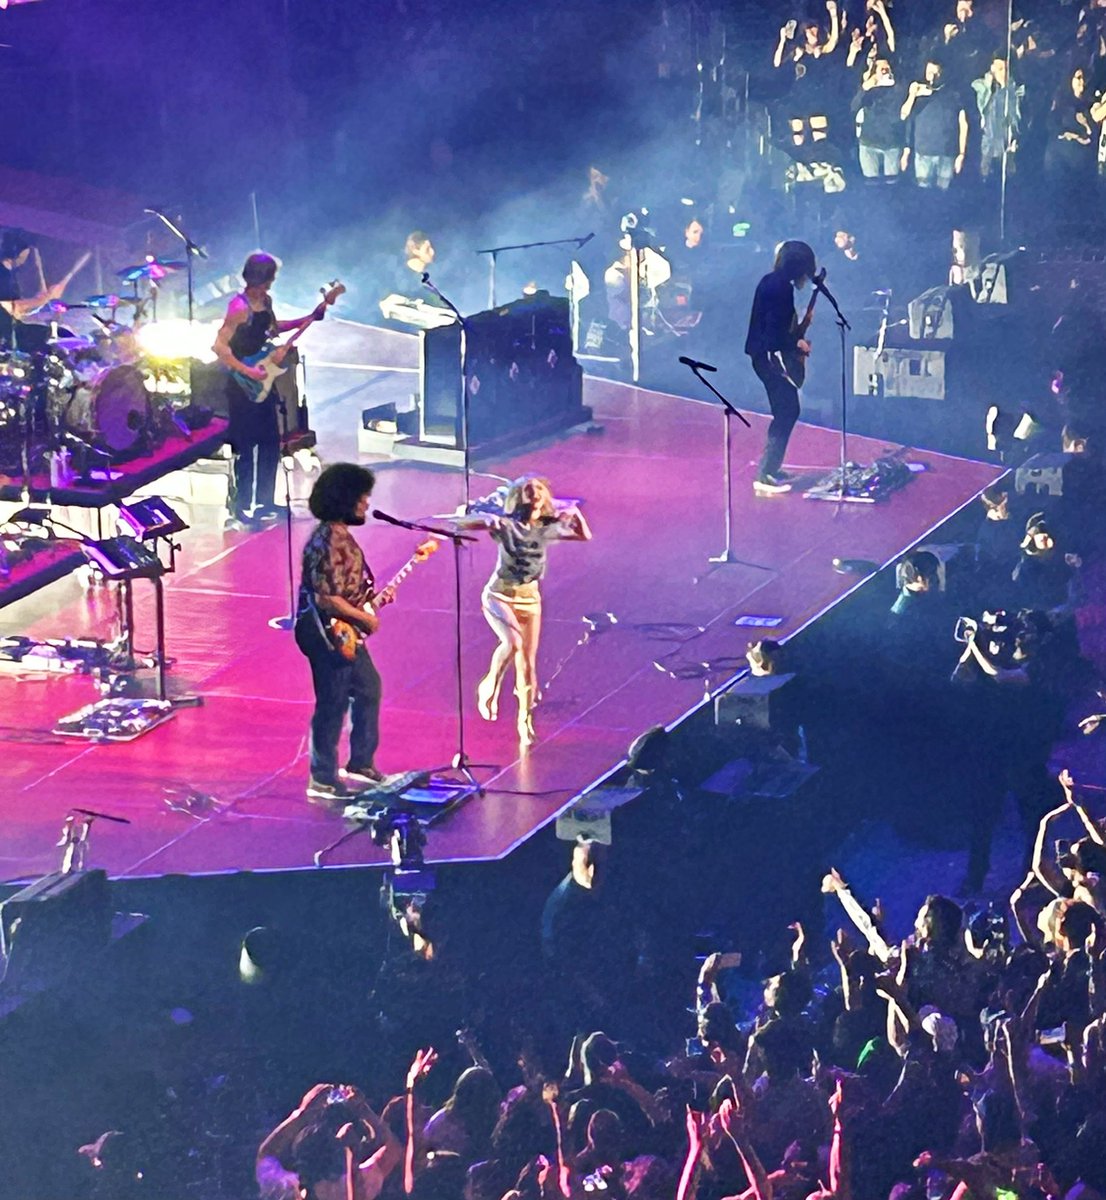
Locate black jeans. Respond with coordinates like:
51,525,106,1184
227,383,280,514
752,354,800,479
294,614,382,782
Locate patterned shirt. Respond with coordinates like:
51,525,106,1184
298,522,374,615
490,514,572,587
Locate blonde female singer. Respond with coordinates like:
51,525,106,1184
464,476,591,749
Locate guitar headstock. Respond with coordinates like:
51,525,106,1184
320,280,347,306
414,538,439,560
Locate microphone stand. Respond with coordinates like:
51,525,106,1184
144,207,207,323
267,362,299,631
373,509,486,796
680,360,769,576
421,274,472,505
809,279,853,502
475,232,594,309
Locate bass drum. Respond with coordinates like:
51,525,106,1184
66,364,151,459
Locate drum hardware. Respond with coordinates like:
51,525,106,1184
63,363,152,462
116,258,180,325
115,257,185,283
84,294,138,310
48,335,96,355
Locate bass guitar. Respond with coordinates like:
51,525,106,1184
328,537,438,660
781,267,826,389
234,280,346,403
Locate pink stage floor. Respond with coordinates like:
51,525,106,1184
0,381,1000,881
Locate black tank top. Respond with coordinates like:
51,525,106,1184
229,298,274,359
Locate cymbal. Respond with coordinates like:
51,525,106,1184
85,293,137,309
117,263,164,282
49,336,96,353
116,257,185,283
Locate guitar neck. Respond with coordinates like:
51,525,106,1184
281,313,317,351
796,271,825,338
369,554,420,611
797,295,819,337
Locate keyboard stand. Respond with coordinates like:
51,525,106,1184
53,543,203,741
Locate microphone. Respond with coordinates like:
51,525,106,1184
812,273,841,308
72,807,132,824
576,232,595,248
371,508,427,532
678,355,718,373
421,272,431,285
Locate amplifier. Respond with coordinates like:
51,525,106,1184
1015,452,1071,498
908,285,967,340
976,251,1023,305
0,869,112,991
854,345,949,400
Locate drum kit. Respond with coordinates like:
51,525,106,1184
0,256,200,479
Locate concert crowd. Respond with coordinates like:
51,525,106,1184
78,407,1106,1200
27,4,1106,1199
250,766,1106,1200
763,0,1106,195
247,169,1106,1193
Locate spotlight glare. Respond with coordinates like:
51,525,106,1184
135,318,219,363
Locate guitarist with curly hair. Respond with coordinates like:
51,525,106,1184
294,462,395,804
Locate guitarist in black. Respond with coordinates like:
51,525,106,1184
213,252,325,528
744,240,818,495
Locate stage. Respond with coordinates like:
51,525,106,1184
0,378,1000,882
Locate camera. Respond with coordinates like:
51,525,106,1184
953,615,977,643
967,903,1008,958
369,808,426,868
954,610,1019,659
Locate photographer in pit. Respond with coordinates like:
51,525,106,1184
953,608,1068,892
1012,512,1083,615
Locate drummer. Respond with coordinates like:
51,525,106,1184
0,229,68,351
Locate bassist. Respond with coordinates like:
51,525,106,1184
294,463,394,805
213,252,325,527
744,240,818,495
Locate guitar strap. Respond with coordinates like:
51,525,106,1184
297,591,345,660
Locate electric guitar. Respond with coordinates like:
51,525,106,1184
328,537,438,660
781,267,826,389
235,280,346,403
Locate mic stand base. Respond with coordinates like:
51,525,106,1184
697,549,772,580
435,752,486,798
266,395,299,631
681,365,770,579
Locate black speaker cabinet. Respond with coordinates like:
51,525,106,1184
0,869,112,993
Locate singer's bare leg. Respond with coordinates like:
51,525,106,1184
477,644,510,721
480,587,542,746
479,588,522,722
